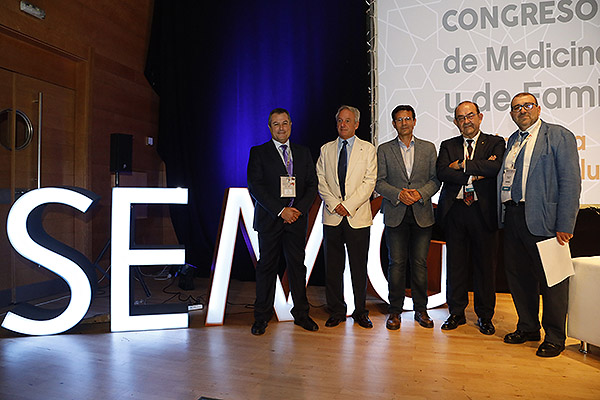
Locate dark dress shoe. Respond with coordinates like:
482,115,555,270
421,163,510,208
325,316,345,327
294,316,319,332
476,318,495,335
441,314,466,330
354,314,373,329
536,341,565,357
251,320,267,336
386,313,400,330
504,329,541,344
414,311,434,328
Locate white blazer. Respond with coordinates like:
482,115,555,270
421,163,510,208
316,136,377,228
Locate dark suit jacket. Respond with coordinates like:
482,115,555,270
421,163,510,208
247,140,318,233
437,132,505,231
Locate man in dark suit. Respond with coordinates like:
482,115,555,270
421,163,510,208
499,92,580,357
247,108,319,335
376,104,440,330
436,101,505,335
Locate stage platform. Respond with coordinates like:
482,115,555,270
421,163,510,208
0,276,599,399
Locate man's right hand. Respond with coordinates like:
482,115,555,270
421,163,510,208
281,207,301,224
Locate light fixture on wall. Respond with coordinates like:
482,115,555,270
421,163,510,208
20,1,45,20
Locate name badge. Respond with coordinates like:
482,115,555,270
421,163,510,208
501,168,516,191
281,176,296,198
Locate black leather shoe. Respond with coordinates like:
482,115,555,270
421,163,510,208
503,329,541,344
536,341,565,358
386,313,400,330
251,320,267,336
441,314,466,330
476,318,495,335
354,314,373,329
294,316,319,332
414,311,434,328
325,316,345,327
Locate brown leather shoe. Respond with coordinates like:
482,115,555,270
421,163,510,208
386,313,400,330
414,311,434,328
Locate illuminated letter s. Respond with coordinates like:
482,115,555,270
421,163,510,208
3,187,99,335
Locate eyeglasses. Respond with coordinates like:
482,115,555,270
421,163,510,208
455,112,477,123
394,117,413,123
511,103,537,112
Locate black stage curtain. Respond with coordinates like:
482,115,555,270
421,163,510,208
145,1,370,280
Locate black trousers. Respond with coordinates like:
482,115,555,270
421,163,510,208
323,217,370,319
254,222,310,322
503,202,569,345
444,200,498,319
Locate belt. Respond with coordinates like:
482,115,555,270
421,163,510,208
504,200,525,207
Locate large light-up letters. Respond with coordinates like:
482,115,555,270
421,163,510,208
3,187,98,335
206,188,447,325
110,187,189,332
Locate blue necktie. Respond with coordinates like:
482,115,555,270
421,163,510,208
511,132,529,202
338,140,348,198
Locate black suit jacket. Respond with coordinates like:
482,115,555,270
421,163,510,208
247,140,318,233
436,133,505,231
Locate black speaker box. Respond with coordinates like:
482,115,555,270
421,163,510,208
110,133,133,173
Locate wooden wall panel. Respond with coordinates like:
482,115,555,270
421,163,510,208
0,0,176,298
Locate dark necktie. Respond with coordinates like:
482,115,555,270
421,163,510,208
338,140,348,198
463,139,475,205
511,132,529,202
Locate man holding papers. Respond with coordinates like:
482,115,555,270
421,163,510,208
498,92,581,358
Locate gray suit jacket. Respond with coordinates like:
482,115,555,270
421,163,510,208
498,120,581,236
376,136,440,228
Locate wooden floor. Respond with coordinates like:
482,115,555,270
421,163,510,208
1,276,599,400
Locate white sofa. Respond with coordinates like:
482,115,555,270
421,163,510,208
568,256,600,353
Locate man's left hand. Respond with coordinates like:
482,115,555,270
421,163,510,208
556,231,573,246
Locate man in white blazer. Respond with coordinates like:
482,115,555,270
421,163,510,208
316,105,377,329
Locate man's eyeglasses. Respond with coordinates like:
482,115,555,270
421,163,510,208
395,117,413,123
455,113,477,123
511,103,537,112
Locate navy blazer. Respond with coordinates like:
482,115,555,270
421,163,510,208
436,132,505,231
498,120,581,236
247,140,318,233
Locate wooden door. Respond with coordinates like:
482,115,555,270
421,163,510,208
0,67,76,303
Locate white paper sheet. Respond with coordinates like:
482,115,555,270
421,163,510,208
536,237,575,287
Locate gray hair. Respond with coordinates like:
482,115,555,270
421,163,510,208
335,105,360,123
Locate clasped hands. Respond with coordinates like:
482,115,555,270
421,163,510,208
448,154,497,181
281,207,301,223
398,188,421,206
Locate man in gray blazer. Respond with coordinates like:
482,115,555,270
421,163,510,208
376,105,440,330
499,92,581,357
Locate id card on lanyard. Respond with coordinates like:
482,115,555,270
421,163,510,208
501,135,530,195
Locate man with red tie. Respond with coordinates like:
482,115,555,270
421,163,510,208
436,101,505,335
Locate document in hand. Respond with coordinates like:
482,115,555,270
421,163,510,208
536,237,575,287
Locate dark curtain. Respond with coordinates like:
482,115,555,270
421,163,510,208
145,0,370,279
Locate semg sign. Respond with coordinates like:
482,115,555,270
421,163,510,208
2,186,446,335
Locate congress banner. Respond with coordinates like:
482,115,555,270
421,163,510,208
376,0,600,203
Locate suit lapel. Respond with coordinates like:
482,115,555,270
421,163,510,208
390,138,409,179
267,141,287,175
473,133,487,160
528,121,547,175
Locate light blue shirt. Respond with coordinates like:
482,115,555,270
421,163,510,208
337,135,356,164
